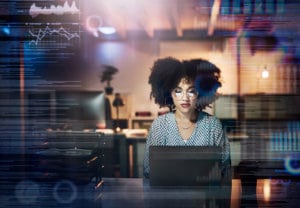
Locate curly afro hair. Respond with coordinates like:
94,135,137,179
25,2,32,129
183,59,222,110
149,57,186,109
148,57,222,111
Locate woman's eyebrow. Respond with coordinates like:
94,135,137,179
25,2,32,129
174,86,195,90
188,86,196,90
174,86,182,89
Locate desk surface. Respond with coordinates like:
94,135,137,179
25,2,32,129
98,177,300,208
100,177,231,208
2,177,299,208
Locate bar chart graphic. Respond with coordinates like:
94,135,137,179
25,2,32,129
29,1,79,18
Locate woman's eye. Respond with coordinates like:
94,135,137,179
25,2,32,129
188,90,197,97
174,89,182,94
175,92,182,97
187,92,195,97
172,88,197,99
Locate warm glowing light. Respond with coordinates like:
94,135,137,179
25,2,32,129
261,69,269,79
263,179,271,202
116,127,121,132
208,0,221,36
97,123,106,129
231,179,242,208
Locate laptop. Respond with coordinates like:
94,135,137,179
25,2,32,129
149,146,223,186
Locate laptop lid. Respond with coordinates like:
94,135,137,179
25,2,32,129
149,146,222,186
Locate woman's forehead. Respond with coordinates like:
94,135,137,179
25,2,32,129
176,78,194,87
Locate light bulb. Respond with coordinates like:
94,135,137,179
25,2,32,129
261,69,269,79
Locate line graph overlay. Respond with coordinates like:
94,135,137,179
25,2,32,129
28,24,80,47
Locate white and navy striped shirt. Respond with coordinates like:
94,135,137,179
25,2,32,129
143,111,230,178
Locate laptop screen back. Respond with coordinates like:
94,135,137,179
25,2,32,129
149,146,222,186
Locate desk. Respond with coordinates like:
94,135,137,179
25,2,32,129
98,177,300,208
100,177,231,208
2,177,299,207
128,116,155,129
126,136,146,177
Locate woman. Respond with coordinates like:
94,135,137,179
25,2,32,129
143,57,230,178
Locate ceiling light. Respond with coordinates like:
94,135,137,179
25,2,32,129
98,26,116,35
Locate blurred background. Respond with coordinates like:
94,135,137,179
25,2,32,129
0,0,299,207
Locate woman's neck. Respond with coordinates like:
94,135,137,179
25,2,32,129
174,111,192,121
174,110,198,123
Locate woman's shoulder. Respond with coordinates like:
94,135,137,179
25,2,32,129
198,111,221,123
198,111,224,132
153,112,173,122
151,112,173,125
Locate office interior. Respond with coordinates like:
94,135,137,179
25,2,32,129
0,0,299,207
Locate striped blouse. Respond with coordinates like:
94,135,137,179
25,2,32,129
143,111,230,178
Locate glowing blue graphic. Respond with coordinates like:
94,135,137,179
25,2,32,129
53,180,77,203
271,123,300,151
284,156,300,175
29,25,80,45
15,180,40,205
29,1,79,18
220,0,285,15
2,26,10,35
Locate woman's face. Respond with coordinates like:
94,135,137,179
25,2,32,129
171,78,198,115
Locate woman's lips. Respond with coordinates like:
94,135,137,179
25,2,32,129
180,103,191,108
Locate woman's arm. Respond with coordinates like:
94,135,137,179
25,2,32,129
211,117,230,163
211,117,231,184
143,116,165,178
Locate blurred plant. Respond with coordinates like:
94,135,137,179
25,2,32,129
99,65,119,88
